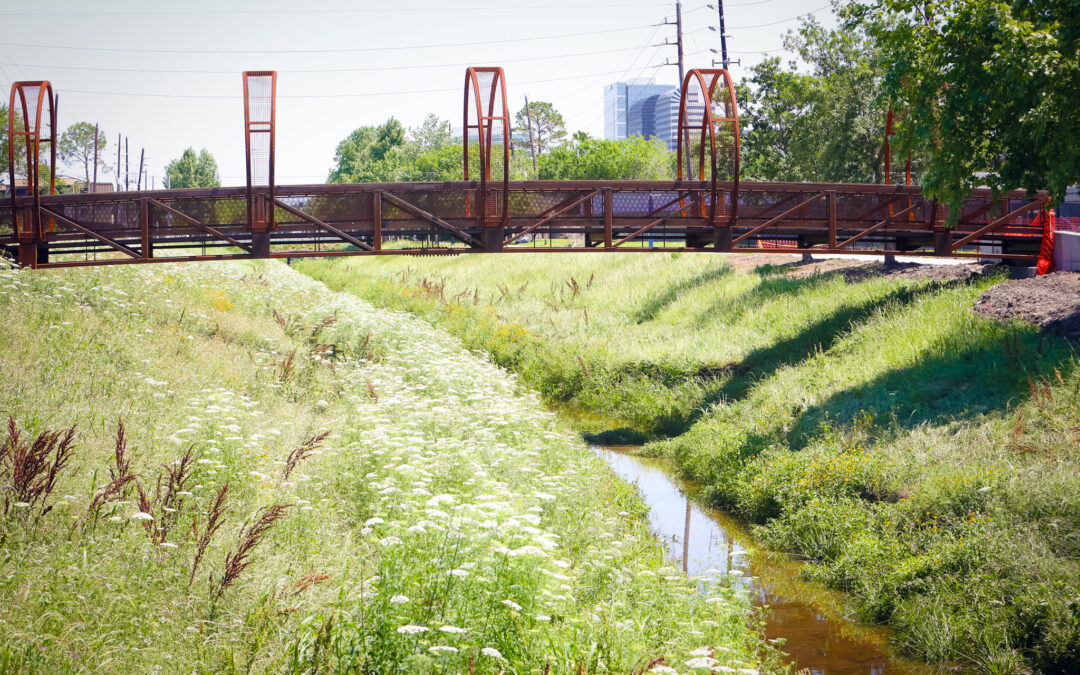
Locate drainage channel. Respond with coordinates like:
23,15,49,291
591,446,932,675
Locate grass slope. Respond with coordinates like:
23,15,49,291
0,260,769,674
300,253,1080,673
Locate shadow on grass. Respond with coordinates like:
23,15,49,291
633,263,733,324
705,280,956,408
691,269,846,328
786,330,1078,449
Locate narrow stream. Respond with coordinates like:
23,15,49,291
592,446,931,675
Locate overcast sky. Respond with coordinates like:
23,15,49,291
0,0,835,187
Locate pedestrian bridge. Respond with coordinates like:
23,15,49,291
5,69,1049,269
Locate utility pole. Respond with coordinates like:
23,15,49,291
124,137,129,192
524,96,538,176
92,123,99,193
137,148,145,191
661,1,685,85
708,2,740,70
116,133,121,191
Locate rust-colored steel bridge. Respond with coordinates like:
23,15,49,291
5,68,1050,270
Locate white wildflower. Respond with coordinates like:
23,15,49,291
396,625,428,635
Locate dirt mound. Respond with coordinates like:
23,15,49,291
973,272,1080,340
726,254,989,282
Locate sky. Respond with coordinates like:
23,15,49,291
0,0,835,187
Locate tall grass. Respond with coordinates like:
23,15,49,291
0,259,771,672
300,252,1080,673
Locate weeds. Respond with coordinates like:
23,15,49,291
0,417,76,517
190,481,229,585
213,503,292,604
282,431,328,481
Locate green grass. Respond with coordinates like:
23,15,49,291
299,252,1080,673
0,260,772,673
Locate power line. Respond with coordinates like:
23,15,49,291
0,45,661,75
0,23,659,55
727,5,829,30
0,2,671,17
55,67,662,100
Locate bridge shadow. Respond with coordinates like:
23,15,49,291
633,263,733,324
691,268,845,329
699,279,951,411
785,330,1077,450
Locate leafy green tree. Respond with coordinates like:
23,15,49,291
538,134,673,180
409,114,452,152
739,15,889,184
401,144,463,182
513,101,566,155
59,122,109,190
164,148,220,189
327,119,407,183
851,0,1080,209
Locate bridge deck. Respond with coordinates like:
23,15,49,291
3,180,1048,269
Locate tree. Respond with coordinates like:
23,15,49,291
59,122,109,190
327,119,407,183
409,114,452,152
164,148,220,189
513,101,566,155
851,0,1080,210
538,134,673,180
739,15,889,184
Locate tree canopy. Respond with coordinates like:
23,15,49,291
59,122,109,189
513,101,566,155
327,119,408,183
538,134,673,180
738,14,889,184
164,148,220,189
851,0,1080,207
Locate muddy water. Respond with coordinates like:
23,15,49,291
592,446,930,675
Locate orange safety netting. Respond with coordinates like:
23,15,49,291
1036,209,1057,275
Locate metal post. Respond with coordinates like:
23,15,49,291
92,122,98,193
603,188,613,248
372,191,382,251
140,198,151,259
827,190,837,249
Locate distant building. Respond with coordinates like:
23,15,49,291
603,79,705,151
604,79,674,141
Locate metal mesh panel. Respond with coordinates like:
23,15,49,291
245,73,274,189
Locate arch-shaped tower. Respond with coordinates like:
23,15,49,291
8,81,57,266
676,68,739,247
463,67,510,244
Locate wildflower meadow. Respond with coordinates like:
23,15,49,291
0,259,773,673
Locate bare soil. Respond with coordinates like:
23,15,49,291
973,272,1080,340
726,253,990,283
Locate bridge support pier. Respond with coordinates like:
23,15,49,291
715,227,732,252
17,242,46,269
251,232,270,258
482,226,505,253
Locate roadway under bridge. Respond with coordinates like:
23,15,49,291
5,69,1051,269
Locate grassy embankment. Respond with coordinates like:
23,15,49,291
300,253,1080,673
0,259,769,673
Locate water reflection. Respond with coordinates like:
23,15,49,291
591,446,929,675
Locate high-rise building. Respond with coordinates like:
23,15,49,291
604,79,676,141
603,79,705,152
654,87,705,152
